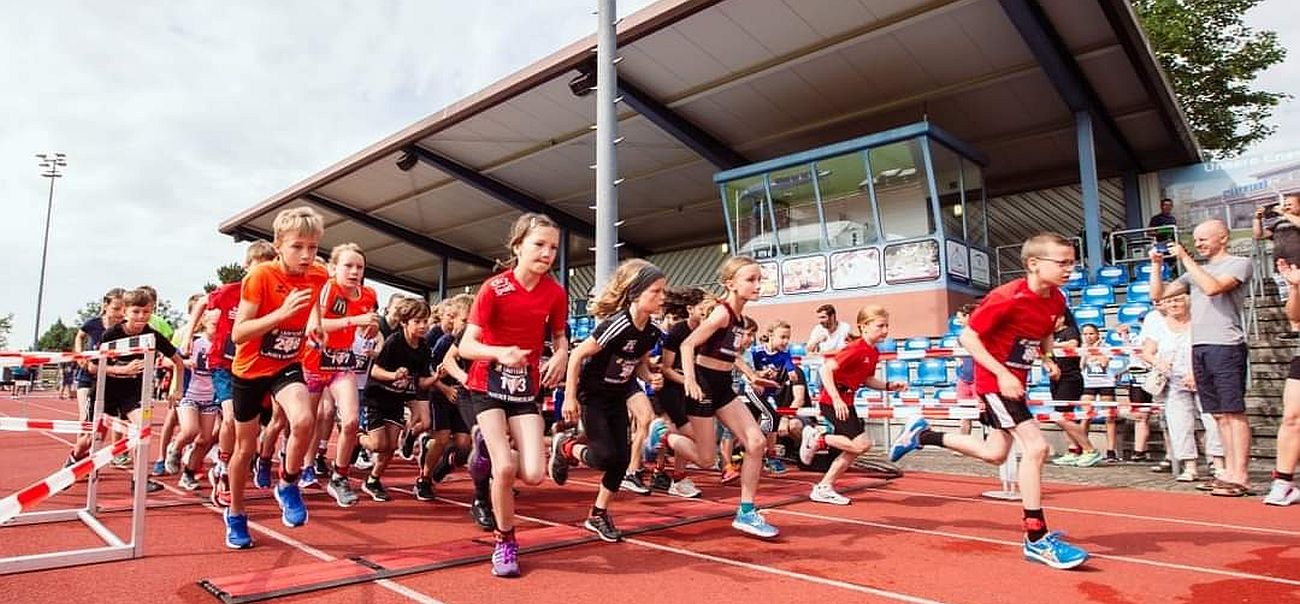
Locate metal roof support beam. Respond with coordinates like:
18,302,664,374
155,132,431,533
229,226,433,296
1077,112,1104,278
997,0,1142,171
303,192,495,269
437,259,449,301
1122,170,1142,229
617,77,748,170
404,144,652,257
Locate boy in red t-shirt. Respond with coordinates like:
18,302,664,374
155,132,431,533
890,233,1089,570
223,207,329,549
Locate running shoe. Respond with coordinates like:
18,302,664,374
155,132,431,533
765,458,789,475
888,417,929,462
1103,451,1121,465
253,457,272,490
719,465,740,485
131,478,164,494
620,472,650,495
644,418,668,462
362,476,390,502
313,454,330,477
416,433,431,470
223,508,253,549
1074,451,1103,467
299,465,318,488
809,483,850,506
1150,459,1173,473
327,474,358,508
208,467,230,507
413,477,436,502
649,470,672,493
355,448,374,471
1263,480,1300,506
1051,452,1080,466
549,430,572,486
1023,531,1088,570
668,477,702,498
732,509,779,539
431,449,454,483
799,425,824,465
165,442,182,475
399,431,417,461
273,482,309,527
178,470,200,491
149,459,166,475
584,513,623,543
468,430,491,482
1129,451,1150,463
491,539,520,578
471,498,497,531
1175,467,1198,482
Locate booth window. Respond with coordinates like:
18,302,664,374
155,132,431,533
930,142,965,241
722,174,777,260
962,158,987,247
870,139,934,241
815,152,879,250
769,164,824,256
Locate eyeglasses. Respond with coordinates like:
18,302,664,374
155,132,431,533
1035,257,1076,269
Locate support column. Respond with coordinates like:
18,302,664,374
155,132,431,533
437,258,449,301
593,0,619,293
1076,111,1103,277
1122,170,1142,230
558,226,571,294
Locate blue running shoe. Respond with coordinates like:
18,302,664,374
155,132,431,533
889,417,930,462
644,418,668,463
766,457,789,475
299,465,318,488
1023,531,1088,570
273,482,309,527
223,508,253,549
253,457,272,490
732,509,779,538
150,460,167,476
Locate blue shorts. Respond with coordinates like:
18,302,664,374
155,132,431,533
178,397,221,415
212,368,233,404
1192,344,1247,414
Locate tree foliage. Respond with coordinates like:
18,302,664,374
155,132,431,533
37,318,76,351
217,263,246,284
1132,0,1289,157
0,313,12,350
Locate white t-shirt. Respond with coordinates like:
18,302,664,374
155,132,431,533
808,321,852,353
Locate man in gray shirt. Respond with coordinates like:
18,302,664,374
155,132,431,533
1150,219,1253,497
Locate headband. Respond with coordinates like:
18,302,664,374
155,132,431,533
625,264,666,302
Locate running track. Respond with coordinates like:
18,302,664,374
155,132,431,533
1,394,1297,604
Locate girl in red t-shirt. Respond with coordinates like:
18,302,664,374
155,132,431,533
801,305,905,505
458,213,569,578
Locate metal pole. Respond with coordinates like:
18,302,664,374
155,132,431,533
1076,112,1103,278
593,0,619,293
33,176,56,349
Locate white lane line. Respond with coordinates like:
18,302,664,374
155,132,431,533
770,508,1300,588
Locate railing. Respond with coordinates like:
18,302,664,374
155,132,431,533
1108,225,1178,268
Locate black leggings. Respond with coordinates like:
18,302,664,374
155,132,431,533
579,392,631,492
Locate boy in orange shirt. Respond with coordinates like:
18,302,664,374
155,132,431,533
224,207,329,549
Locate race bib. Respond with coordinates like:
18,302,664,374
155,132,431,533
222,335,236,361
319,347,356,372
260,328,305,361
194,350,211,377
1004,338,1039,370
603,356,639,385
488,363,536,403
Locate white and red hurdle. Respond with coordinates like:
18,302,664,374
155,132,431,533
0,334,158,575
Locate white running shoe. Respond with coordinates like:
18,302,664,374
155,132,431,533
809,483,850,506
799,425,824,466
1263,480,1300,506
668,477,702,498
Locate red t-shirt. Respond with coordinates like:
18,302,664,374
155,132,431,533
304,282,377,372
818,338,879,405
207,282,242,370
233,261,330,379
966,278,1066,395
465,270,568,401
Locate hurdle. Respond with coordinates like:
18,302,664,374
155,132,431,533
0,334,157,575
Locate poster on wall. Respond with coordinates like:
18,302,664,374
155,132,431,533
781,255,827,295
830,248,880,290
758,261,779,297
884,239,940,284
945,240,969,280
970,248,991,286
1157,149,1300,255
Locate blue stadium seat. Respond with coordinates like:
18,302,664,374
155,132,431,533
1108,357,1130,384
1117,302,1151,325
1135,263,1172,282
1081,284,1115,307
1126,282,1152,303
916,358,949,386
1072,305,1104,328
940,335,960,349
789,343,807,357
904,336,931,351
885,360,910,384
877,337,897,353
1096,265,1128,286
946,316,962,335
1064,268,1088,291
1104,330,1125,347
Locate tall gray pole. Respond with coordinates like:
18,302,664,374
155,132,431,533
593,0,620,293
33,153,66,349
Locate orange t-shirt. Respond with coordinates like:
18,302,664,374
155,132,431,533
232,261,329,379
303,282,377,372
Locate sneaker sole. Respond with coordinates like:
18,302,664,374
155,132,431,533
731,520,778,539
1024,550,1087,570
583,519,623,543
272,489,309,527
491,569,520,578
810,494,851,506
225,539,254,550
327,487,358,508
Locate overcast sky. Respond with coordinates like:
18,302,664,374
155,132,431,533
0,1,1295,348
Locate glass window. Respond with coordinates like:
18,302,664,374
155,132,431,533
722,175,777,260
930,142,964,241
962,158,987,247
815,152,879,250
768,165,824,256
869,139,935,241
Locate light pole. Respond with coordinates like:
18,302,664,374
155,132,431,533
33,152,67,349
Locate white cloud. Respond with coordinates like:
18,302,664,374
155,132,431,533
0,0,653,346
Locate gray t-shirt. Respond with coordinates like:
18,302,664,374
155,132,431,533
1174,255,1253,345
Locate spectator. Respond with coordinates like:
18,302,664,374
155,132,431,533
377,293,406,338
1253,193,1300,339
1149,219,1253,497
806,304,852,354
1149,198,1177,229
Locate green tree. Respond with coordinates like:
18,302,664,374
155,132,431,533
217,263,246,284
1132,0,1288,157
0,313,12,350
36,318,76,351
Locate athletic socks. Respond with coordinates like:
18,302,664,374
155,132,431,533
590,505,607,517
494,527,516,543
1023,508,1048,542
281,470,300,485
918,430,945,448
739,501,756,515
1274,470,1295,482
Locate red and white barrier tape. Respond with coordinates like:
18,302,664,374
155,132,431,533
846,391,1161,409
821,344,1144,362
0,415,138,436
0,424,152,524
780,403,1156,421
0,346,157,368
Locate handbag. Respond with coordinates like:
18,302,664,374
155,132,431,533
1141,370,1168,396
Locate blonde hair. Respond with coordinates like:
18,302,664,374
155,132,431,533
855,305,889,326
443,293,474,317
717,256,759,286
392,297,431,325
245,241,277,265
328,242,365,266
502,213,559,268
765,319,791,335
272,206,325,243
1020,232,1073,266
589,259,666,319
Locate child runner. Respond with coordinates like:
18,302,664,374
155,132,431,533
417,294,476,501
174,311,220,491
890,232,1089,570
647,288,710,498
458,213,569,577
1079,324,1120,463
359,297,434,502
69,288,126,464
303,243,378,507
800,305,906,504
1047,311,1103,468
749,319,807,474
441,314,496,529
225,207,329,549
1266,260,1300,505
680,256,780,539
553,259,666,542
